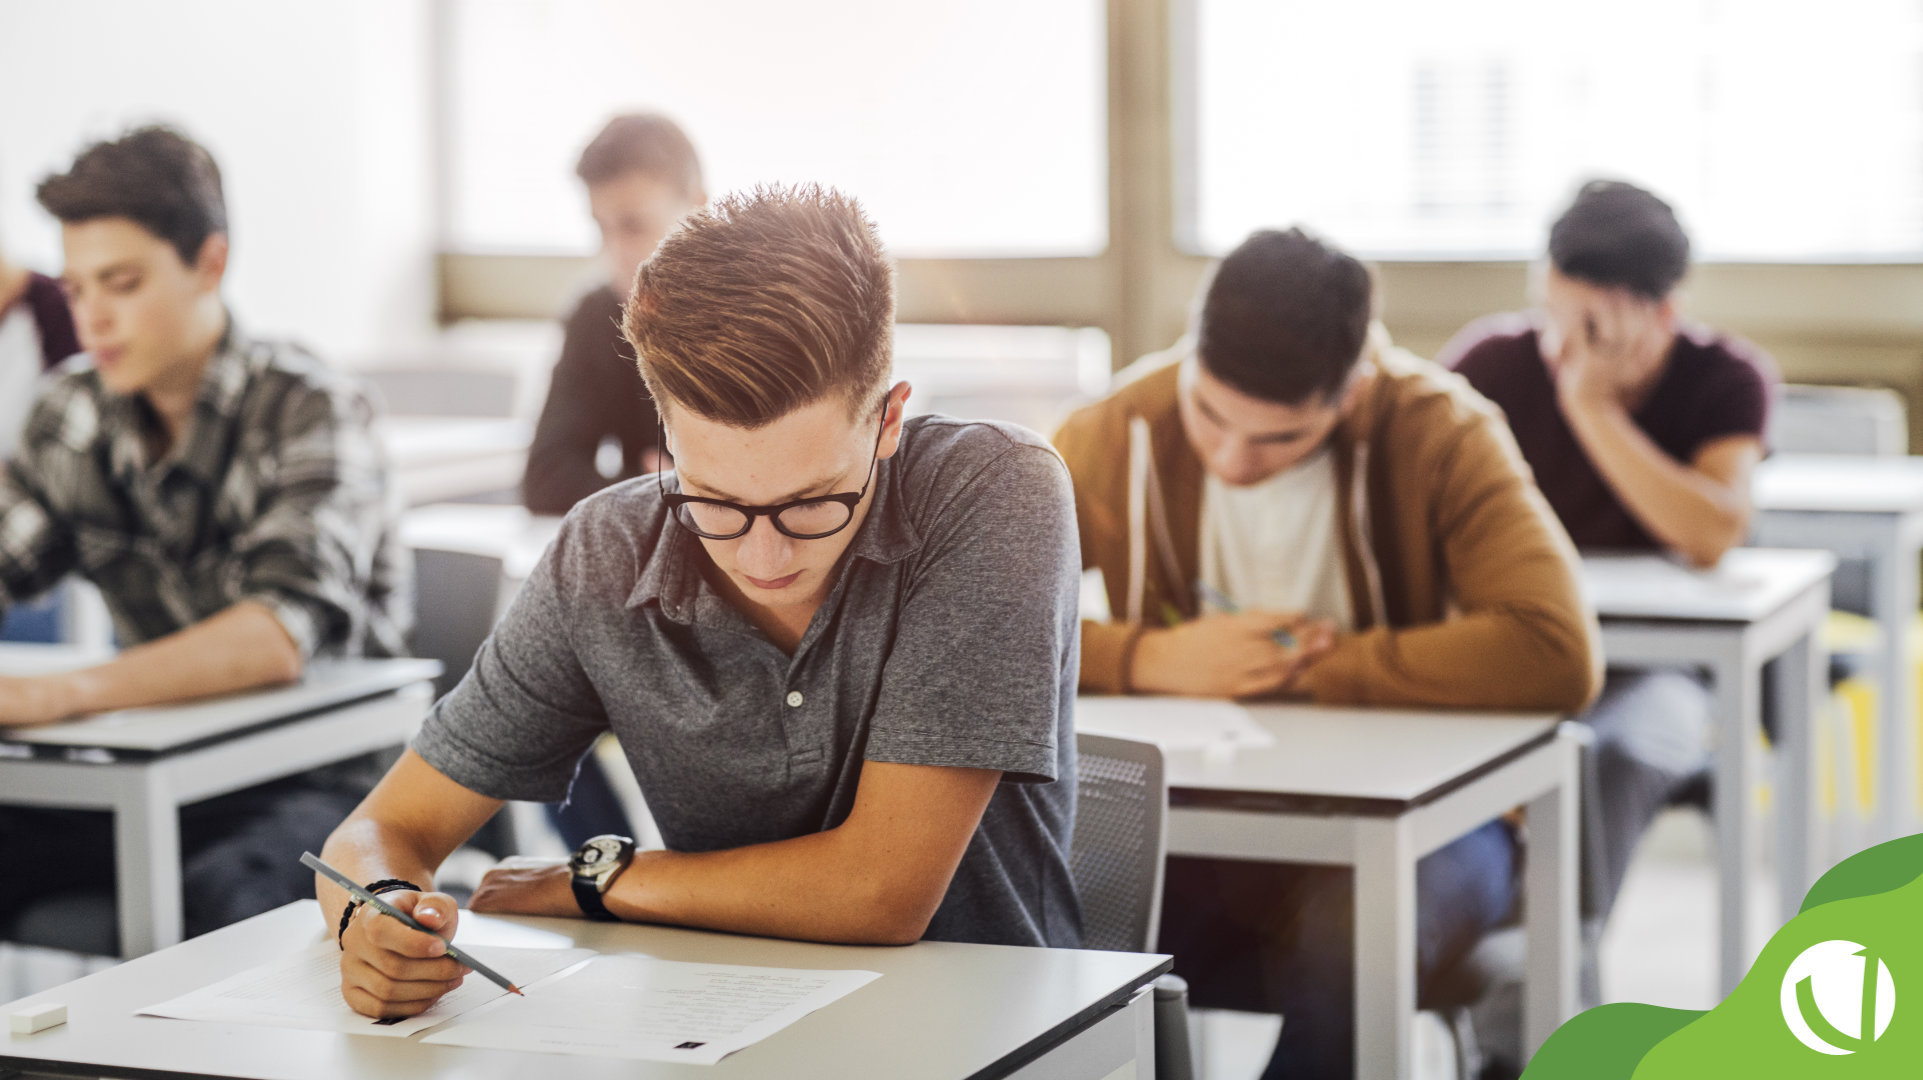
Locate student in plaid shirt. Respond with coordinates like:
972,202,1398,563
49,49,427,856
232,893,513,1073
0,127,409,941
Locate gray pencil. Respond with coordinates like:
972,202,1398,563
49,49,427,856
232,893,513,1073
301,850,524,997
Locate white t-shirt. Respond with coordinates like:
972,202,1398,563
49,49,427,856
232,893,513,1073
1197,445,1354,631
0,303,43,455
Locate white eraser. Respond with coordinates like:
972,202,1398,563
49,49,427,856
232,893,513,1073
9,1002,66,1034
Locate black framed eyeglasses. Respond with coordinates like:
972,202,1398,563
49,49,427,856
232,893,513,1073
658,410,887,540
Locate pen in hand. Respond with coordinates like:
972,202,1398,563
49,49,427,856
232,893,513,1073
1193,581,1299,649
301,851,525,997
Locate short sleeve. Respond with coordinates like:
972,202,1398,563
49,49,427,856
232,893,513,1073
411,517,613,801
1685,350,1771,450
864,443,1080,784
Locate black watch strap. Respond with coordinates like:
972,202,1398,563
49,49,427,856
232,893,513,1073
571,877,618,922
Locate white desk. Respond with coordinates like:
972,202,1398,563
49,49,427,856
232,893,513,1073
377,417,532,507
0,649,441,957
1580,548,1833,995
1076,697,1578,1080
0,901,1169,1080
1752,453,1923,841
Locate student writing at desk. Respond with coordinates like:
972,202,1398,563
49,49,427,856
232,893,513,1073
0,128,408,938
1443,180,1777,930
1053,228,1600,1079
319,186,1083,1019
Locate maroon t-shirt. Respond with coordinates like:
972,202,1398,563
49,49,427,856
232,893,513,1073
1442,312,1775,550
15,271,81,370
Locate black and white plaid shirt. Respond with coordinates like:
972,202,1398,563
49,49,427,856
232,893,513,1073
0,321,409,658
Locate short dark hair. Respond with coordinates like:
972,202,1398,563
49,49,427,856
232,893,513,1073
576,113,704,198
624,184,894,428
1196,227,1374,406
36,126,227,266
1548,180,1690,300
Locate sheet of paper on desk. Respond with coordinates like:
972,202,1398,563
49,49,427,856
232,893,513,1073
138,941,593,1037
1076,696,1277,750
418,955,882,1064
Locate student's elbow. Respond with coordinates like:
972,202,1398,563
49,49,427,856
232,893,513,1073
1674,517,1749,570
841,869,951,946
264,631,305,685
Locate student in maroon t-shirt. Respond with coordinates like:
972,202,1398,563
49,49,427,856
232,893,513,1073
1441,180,1776,946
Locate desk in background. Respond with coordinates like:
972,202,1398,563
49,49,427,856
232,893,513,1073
1076,697,1578,1080
1580,548,1833,995
376,417,532,508
0,901,1168,1080
1752,453,1923,842
0,648,440,957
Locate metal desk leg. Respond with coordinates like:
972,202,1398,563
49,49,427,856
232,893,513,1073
1353,816,1416,1080
1772,629,1824,922
113,768,182,957
1523,736,1579,1056
1870,523,1919,842
1710,644,1760,997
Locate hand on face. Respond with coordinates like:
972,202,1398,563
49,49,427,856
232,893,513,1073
1133,611,1338,699
1544,287,1671,413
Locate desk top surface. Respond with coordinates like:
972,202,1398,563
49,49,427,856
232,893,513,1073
1075,696,1560,810
0,902,1167,1080
1753,453,1923,514
1580,548,1835,623
0,651,441,755
401,502,564,581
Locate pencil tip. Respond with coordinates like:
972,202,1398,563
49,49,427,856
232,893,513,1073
511,986,525,996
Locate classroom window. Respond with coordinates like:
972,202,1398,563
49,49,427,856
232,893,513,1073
444,0,1108,258
1186,0,1923,260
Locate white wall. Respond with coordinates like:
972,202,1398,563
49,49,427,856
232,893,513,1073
0,1,437,361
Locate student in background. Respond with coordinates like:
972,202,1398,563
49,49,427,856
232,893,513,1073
321,187,1081,1020
1054,227,1598,1078
0,242,80,452
522,113,706,514
0,127,408,939
1442,179,1775,925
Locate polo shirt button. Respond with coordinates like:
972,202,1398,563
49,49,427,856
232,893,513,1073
786,691,804,708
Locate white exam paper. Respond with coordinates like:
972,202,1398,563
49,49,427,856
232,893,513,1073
418,954,882,1064
139,941,593,1037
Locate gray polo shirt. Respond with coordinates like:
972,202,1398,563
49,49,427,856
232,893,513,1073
414,415,1082,948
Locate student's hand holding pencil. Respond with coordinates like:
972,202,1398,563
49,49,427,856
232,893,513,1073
337,888,471,1019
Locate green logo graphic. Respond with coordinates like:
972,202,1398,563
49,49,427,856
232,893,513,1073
1522,833,1923,1078
1780,940,1895,1055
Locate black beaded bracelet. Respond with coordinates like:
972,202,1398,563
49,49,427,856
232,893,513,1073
336,879,422,950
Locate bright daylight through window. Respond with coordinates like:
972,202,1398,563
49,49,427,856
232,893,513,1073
447,0,1108,259
1191,0,1923,260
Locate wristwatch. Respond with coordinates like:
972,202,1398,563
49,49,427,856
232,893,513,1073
568,834,635,921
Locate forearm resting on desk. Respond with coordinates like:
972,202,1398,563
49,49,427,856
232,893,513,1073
0,601,304,726
594,760,1000,946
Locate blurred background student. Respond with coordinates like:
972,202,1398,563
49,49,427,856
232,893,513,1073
521,113,705,515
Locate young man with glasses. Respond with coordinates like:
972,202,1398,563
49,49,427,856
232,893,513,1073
319,185,1083,1019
